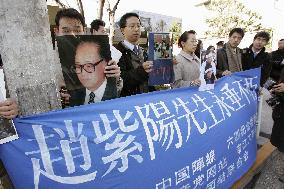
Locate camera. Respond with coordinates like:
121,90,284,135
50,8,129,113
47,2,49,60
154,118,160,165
264,79,276,91
266,92,284,108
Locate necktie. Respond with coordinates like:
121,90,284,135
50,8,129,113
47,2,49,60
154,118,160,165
133,45,139,55
88,92,95,104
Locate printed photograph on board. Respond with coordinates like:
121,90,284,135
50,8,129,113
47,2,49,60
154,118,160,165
153,34,172,60
56,35,117,107
199,46,217,91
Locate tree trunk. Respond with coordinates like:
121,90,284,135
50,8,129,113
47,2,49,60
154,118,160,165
97,0,105,19
77,0,85,25
0,0,62,116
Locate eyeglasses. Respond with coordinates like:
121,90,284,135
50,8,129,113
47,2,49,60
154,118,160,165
189,40,198,44
125,24,141,30
71,59,103,74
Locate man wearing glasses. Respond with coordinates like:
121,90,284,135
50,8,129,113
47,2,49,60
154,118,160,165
116,12,153,97
69,40,118,106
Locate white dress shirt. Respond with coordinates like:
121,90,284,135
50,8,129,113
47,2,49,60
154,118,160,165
84,79,107,104
123,40,138,52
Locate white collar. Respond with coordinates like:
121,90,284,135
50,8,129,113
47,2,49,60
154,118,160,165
252,48,261,55
85,79,107,104
123,40,137,51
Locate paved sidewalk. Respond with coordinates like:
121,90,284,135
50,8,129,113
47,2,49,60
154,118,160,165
253,150,284,189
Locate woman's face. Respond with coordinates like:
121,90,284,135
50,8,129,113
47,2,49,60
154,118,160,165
182,33,197,53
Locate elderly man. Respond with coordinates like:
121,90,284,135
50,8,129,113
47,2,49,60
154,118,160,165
69,39,118,106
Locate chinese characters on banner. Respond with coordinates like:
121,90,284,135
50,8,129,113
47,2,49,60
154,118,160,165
0,69,260,189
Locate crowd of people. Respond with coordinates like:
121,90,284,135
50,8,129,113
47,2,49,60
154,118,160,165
0,7,284,183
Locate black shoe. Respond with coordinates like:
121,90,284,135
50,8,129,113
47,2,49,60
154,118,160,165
279,174,284,183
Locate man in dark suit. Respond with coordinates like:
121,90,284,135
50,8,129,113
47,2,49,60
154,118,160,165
69,40,118,106
116,12,153,97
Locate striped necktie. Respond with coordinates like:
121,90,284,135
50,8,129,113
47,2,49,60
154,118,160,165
88,92,95,104
133,45,139,55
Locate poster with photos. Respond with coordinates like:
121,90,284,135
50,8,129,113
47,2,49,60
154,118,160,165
56,35,117,107
199,49,217,91
0,69,18,144
148,32,174,85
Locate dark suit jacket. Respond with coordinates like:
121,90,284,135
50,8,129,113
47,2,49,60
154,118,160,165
116,42,149,97
69,78,118,107
242,45,271,86
270,49,284,82
216,43,242,78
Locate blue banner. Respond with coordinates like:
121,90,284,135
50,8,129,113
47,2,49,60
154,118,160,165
0,69,260,189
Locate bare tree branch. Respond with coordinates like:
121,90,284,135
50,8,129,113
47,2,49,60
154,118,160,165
55,0,69,8
112,0,120,12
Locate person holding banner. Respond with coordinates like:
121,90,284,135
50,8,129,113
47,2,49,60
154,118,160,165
172,30,201,88
216,28,244,78
270,69,284,183
242,31,271,86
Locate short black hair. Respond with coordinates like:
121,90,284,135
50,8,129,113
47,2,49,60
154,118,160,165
178,30,196,48
216,41,224,46
119,12,140,28
254,31,270,42
55,8,85,27
279,39,284,42
90,19,106,34
229,28,245,38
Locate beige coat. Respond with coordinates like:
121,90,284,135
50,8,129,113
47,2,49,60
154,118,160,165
172,50,200,88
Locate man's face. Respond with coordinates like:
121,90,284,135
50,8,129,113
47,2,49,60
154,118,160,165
121,16,141,44
55,17,84,36
93,25,107,35
228,32,243,48
75,42,106,91
278,40,284,50
182,33,197,53
253,37,267,51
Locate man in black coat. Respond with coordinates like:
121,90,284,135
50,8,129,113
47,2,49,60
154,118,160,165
116,12,153,97
242,31,271,86
270,69,284,183
270,39,284,82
